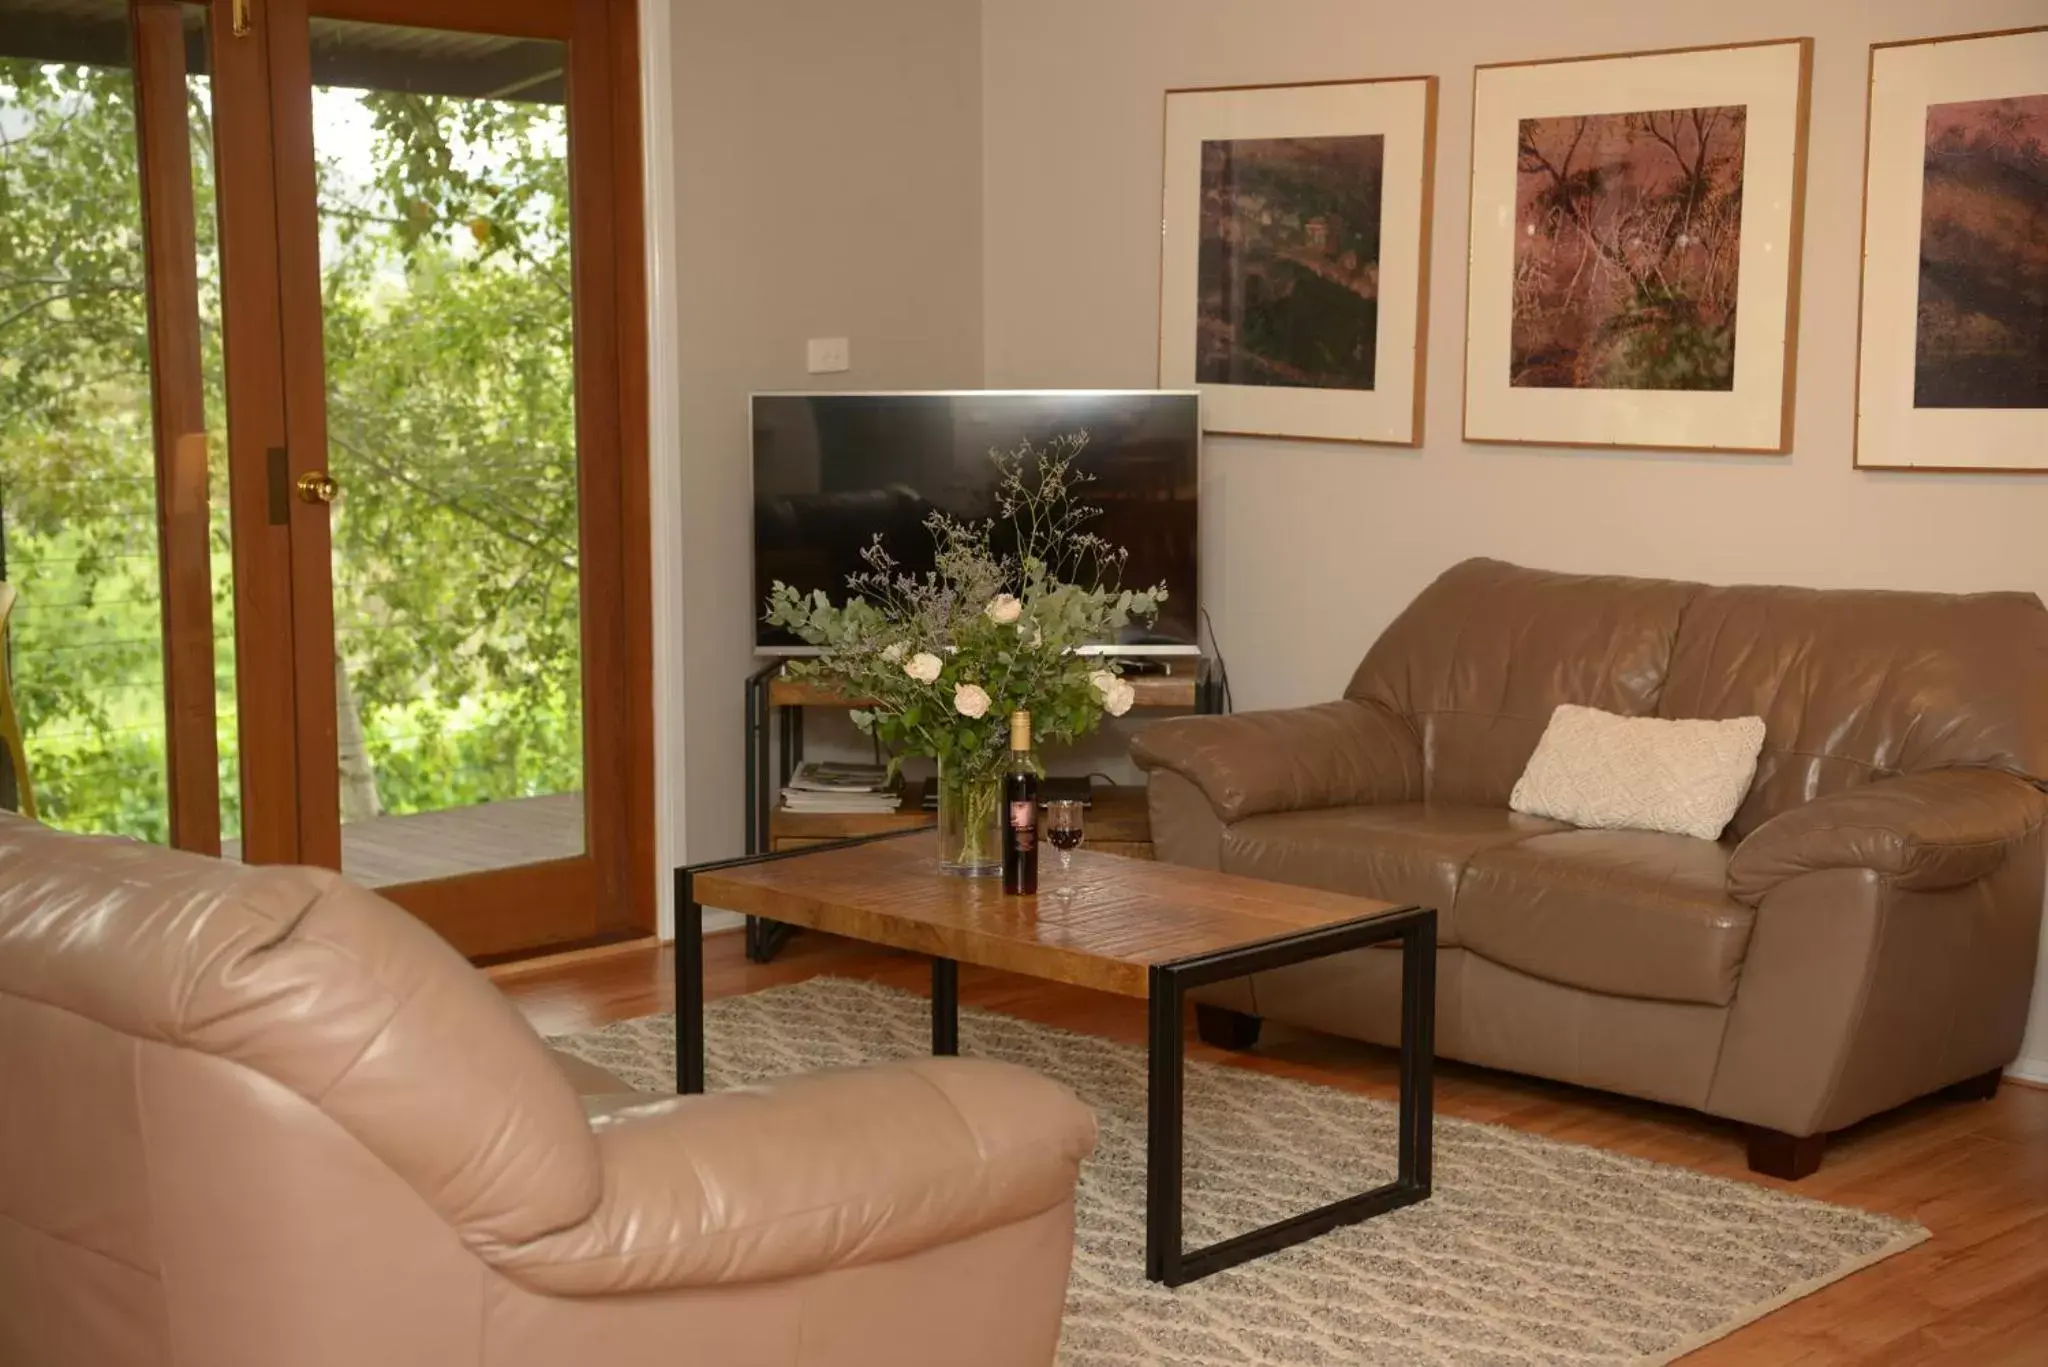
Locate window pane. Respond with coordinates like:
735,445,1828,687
308,19,584,887
0,0,238,847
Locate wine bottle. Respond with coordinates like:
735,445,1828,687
1002,710,1039,895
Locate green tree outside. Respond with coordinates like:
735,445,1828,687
0,55,582,842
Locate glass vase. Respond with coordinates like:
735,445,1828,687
935,756,1002,877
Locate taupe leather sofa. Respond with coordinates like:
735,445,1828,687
0,815,1095,1366
1135,558,2048,1178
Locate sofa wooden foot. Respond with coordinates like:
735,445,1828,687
1745,1126,1826,1180
1944,1067,2003,1102
1194,1004,1263,1052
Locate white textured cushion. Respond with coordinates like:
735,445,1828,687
1510,705,1766,841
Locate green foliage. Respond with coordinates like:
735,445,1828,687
0,57,580,840
0,59,183,838
1586,284,1736,391
766,434,1164,787
318,86,582,814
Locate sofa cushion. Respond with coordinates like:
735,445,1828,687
1345,558,1699,807
1657,581,2048,838
1510,704,1765,840
1458,829,1754,1006
1220,804,1569,943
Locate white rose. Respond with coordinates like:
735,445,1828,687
879,641,905,663
1088,669,1119,699
1103,679,1136,717
953,682,992,719
984,593,1023,625
904,651,943,684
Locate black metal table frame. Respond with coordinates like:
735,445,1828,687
673,833,1436,1287
740,657,1227,964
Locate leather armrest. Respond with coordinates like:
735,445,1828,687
486,1057,1096,1295
1130,700,1421,823
1727,768,2048,907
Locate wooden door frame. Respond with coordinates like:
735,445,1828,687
130,0,223,856
243,0,653,955
201,0,307,867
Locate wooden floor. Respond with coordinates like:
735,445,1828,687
227,791,584,887
497,931,2048,1365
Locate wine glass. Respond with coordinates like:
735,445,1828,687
1046,799,1085,880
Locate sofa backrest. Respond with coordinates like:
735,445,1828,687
1346,558,1696,806
0,815,603,1255
1347,558,2048,825
1658,582,2048,837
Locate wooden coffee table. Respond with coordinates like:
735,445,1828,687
675,831,1436,1286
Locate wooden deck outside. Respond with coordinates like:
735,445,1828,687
224,790,584,887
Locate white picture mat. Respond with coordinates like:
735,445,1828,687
1159,80,1432,444
1463,42,1807,451
1856,29,2048,471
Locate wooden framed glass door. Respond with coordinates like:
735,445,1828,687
0,0,266,857
0,0,650,958
245,0,651,955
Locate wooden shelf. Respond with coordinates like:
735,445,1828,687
750,658,1212,865
767,668,1202,711
770,783,1154,858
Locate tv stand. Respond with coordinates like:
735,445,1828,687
739,655,1222,962
1040,774,1094,806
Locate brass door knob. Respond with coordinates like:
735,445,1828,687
296,471,339,504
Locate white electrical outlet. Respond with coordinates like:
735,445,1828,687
805,337,850,374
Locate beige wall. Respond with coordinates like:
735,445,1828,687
670,0,984,873
977,0,2048,1075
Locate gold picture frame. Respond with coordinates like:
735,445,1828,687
1854,25,2048,473
1462,39,1813,453
1157,75,1439,446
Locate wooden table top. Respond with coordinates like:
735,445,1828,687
690,834,1405,998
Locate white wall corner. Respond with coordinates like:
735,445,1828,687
2008,1056,2048,1087
638,0,686,941
2014,879,2048,1086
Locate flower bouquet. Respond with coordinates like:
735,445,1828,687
764,432,1166,875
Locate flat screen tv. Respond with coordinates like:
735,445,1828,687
753,390,1200,654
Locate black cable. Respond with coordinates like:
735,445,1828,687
1200,606,1234,714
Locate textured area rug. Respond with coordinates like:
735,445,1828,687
550,977,1924,1366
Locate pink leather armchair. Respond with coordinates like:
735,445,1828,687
0,815,1096,1366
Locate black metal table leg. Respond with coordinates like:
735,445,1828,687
1145,966,1185,1283
1400,918,1437,1191
745,916,795,964
676,865,705,1095
1144,905,1436,1286
931,957,959,1055
675,828,936,1096
743,661,794,965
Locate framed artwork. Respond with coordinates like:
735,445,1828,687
1855,26,2048,472
1463,40,1812,452
1159,76,1438,445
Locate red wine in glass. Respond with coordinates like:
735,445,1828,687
1045,799,1084,880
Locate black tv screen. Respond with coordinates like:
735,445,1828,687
753,390,1200,653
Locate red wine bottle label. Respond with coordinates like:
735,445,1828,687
1008,801,1036,849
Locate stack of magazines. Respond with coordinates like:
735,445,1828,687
780,761,902,814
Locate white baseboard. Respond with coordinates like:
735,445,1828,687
655,910,744,941
2006,1056,2048,1087
653,909,743,943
